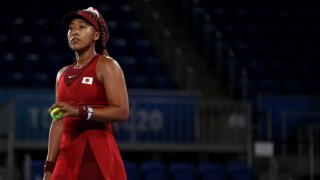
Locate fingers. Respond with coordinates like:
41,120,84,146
49,102,64,119
49,102,77,118
48,102,64,113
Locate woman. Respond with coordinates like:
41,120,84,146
43,7,129,180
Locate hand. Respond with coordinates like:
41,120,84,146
43,172,52,180
49,102,79,119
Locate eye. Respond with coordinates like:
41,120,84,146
79,24,88,29
68,23,76,30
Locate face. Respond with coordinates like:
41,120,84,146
67,18,100,52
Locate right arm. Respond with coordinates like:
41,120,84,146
43,66,68,179
43,120,63,179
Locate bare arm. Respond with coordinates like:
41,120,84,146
43,66,67,179
92,56,129,122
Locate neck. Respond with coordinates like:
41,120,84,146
74,53,97,69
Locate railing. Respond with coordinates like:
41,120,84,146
0,99,14,180
198,99,253,165
298,124,320,180
258,108,320,179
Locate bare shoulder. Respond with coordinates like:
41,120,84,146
56,65,69,81
58,65,69,75
96,55,124,81
97,55,122,72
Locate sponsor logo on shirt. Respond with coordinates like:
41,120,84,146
82,77,93,85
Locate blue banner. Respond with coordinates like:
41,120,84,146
0,89,199,143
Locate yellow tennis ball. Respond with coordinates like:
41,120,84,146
50,107,64,120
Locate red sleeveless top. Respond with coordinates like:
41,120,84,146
51,54,127,180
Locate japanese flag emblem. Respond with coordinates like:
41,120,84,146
82,77,93,85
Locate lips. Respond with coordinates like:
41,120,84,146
70,37,80,43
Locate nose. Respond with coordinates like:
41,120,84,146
69,28,79,36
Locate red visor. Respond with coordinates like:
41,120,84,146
63,9,99,31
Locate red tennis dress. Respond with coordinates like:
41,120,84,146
51,54,127,180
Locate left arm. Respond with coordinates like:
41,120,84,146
92,56,129,122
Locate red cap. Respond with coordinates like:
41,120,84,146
63,7,100,31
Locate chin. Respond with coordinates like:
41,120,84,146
70,46,81,52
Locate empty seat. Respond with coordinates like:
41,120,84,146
112,4,135,23
109,38,131,58
142,57,165,77
227,163,253,180
124,161,140,180
128,75,150,89
199,162,225,180
169,162,196,180
122,21,144,41
13,35,35,53
0,72,24,87
99,4,111,16
42,53,67,75
30,18,49,36
118,56,139,77
25,72,50,88
132,39,155,58
151,75,175,89
19,53,40,74
0,34,8,51
141,161,167,180
107,21,120,39
244,59,270,80
0,0,169,90
34,35,58,52
6,17,26,37
307,80,320,95
0,53,17,74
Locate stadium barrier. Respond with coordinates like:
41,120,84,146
0,89,252,179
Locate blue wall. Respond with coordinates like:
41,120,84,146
0,89,199,144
